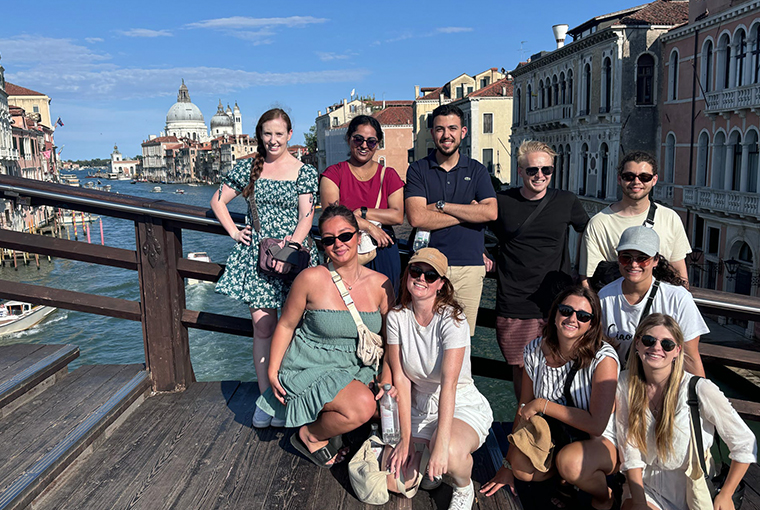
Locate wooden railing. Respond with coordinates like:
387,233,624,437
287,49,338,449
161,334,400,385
2,175,760,401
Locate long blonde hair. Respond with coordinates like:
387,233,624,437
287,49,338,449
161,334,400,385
625,313,685,459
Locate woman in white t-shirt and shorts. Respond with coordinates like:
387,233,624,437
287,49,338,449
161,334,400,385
598,226,709,376
386,248,493,510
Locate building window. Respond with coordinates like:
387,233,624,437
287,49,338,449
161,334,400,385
547,78,553,107
567,70,573,103
515,89,522,126
707,227,720,254
736,29,747,87
33,106,39,113
527,84,532,112
456,85,464,99
553,76,559,107
712,131,727,188
702,40,714,93
379,157,386,166
669,50,679,100
580,143,589,195
697,131,709,187
426,114,433,129
483,113,493,134
599,143,608,198
560,72,567,104
719,34,731,89
747,131,759,193
467,86,473,95
636,54,654,105
730,132,742,191
753,26,760,83
583,64,591,114
482,148,494,173
539,80,545,109
664,133,676,183
480,77,490,88
602,58,612,112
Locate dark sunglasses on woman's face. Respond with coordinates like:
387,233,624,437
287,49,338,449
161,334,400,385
620,172,655,183
524,166,554,176
351,135,379,150
321,231,357,246
557,304,594,323
618,253,655,267
408,265,441,284
640,334,677,352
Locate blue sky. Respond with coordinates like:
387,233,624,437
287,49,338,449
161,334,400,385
1,0,639,160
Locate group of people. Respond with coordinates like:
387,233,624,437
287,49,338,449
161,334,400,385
210,104,756,510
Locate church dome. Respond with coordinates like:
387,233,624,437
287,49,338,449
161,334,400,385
165,80,205,123
210,100,233,129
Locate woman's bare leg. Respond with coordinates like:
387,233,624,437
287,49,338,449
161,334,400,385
251,308,277,394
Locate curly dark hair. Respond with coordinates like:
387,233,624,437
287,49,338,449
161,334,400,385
542,285,604,369
396,266,465,324
617,150,658,176
242,108,291,198
652,255,687,286
345,115,384,145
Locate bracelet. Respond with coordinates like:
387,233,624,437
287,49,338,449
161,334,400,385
543,399,549,415
502,457,512,470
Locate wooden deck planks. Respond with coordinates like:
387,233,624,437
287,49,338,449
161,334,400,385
0,344,50,377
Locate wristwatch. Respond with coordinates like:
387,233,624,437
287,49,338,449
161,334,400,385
436,200,445,212
361,206,368,219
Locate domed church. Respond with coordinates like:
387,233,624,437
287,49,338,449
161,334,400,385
164,80,209,142
210,100,243,137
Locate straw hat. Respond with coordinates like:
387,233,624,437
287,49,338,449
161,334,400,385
508,414,555,473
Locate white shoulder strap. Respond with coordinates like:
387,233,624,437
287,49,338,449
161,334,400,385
328,262,367,331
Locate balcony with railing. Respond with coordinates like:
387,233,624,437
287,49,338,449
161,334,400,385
683,186,760,220
652,183,674,205
705,82,760,116
525,104,573,130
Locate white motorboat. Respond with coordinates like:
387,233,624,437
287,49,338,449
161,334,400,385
58,211,99,225
151,186,162,193
186,252,211,285
0,301,57,336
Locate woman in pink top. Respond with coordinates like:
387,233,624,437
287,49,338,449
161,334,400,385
320,115,405,293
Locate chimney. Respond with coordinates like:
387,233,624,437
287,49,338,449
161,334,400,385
414,85,420,98
553,24,569,49
383,99,386,109
318,110,322,116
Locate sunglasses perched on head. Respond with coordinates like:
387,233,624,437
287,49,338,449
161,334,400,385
524,166,554,176
557,304,594,323
408,265,441,284
640,334,677,352
351,135,379,150
321,231,357,246
618,253,655,267
620,172,655,183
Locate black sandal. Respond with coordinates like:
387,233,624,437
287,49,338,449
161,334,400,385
290,433,343,469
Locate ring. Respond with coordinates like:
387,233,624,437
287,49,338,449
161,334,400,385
520,403,525,408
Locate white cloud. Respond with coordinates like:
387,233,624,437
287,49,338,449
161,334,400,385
186,16,328,30
118,28,173,38
85,37,104,43
0,35,111,66
316,51,356,62
436,27,473,34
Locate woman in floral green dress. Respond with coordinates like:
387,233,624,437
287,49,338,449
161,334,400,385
211,108,318,428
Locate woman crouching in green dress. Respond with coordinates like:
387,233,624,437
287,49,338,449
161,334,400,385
257,204,395,467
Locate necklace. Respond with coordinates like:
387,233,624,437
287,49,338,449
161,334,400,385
340,268,362,290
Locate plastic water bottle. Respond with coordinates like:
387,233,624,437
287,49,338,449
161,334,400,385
380,384,400,446
412,230,430,252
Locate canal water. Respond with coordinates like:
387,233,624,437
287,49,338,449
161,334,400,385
0,170,518,421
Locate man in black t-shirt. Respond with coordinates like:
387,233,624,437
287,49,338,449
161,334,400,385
490,140,588,398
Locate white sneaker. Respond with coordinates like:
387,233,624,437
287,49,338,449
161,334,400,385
252,406,273,428
420,475,442,490
448,480,474,510
270,416,286,427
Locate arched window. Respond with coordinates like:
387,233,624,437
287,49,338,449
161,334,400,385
669,50,679,100
753,25,760,83
746,130,759,193
636,54,654,105
567,70,574,104
736,29,747,87
564,144,572,190
664,133,676,183
540,80,545,109
583,64,592,114
556,145,564,189
712,131,726,189
580,143,589,195
718,33,732,89
560,72,567,104
527,84,533,112
547,77,553,107
697,131,710,186
599,143,609,198
515,88,522,125
553,75,559,108
728,131,742,191
702,40,714,93
603,58,612,112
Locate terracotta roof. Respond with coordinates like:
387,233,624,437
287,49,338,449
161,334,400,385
467,78,513,98
5,82,46,96
142,135,179,146
164,143,183,150
372,105,413,126
620,0,688,25
420,86,444,100
367,100,414,107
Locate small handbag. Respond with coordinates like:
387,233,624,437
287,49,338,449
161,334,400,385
357,166,387,266
686,376,746,509
328,262,384,369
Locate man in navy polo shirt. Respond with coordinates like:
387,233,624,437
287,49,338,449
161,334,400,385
405,104,497,335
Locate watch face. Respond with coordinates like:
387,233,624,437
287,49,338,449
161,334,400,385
436,200,444,210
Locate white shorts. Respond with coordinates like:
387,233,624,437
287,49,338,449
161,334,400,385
410,383,494,447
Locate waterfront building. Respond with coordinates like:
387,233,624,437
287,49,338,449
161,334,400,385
509,1,688,213
108,144,138,178
5,81,53,129
320,101,413,179
659,0,760,338
0,60,18,177
451,77,514,183
141,135,179,181
314,96,382,172
411,68,507,162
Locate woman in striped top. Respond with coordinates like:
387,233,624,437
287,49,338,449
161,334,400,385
482,285,620,509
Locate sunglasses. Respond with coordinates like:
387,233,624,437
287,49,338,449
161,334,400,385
618,253,655,267
557,304,594,323
620,172,655,183
408,265,441,284
321,231,357,246
640,334,677,352
524,166,554,176
351,135,379,150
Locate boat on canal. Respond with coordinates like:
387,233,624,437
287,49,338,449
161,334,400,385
151,186,162,193
186,252,211,285
0,301,57,336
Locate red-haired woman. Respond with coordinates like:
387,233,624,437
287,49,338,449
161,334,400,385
211,108,318,429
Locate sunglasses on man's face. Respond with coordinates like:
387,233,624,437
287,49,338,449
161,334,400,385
620,172,655,183
556,304,594,323
640,334,677,352
321,230,357,246
618,253,655,267
351,135,379,150
524,166,554,177
408,265,441,284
